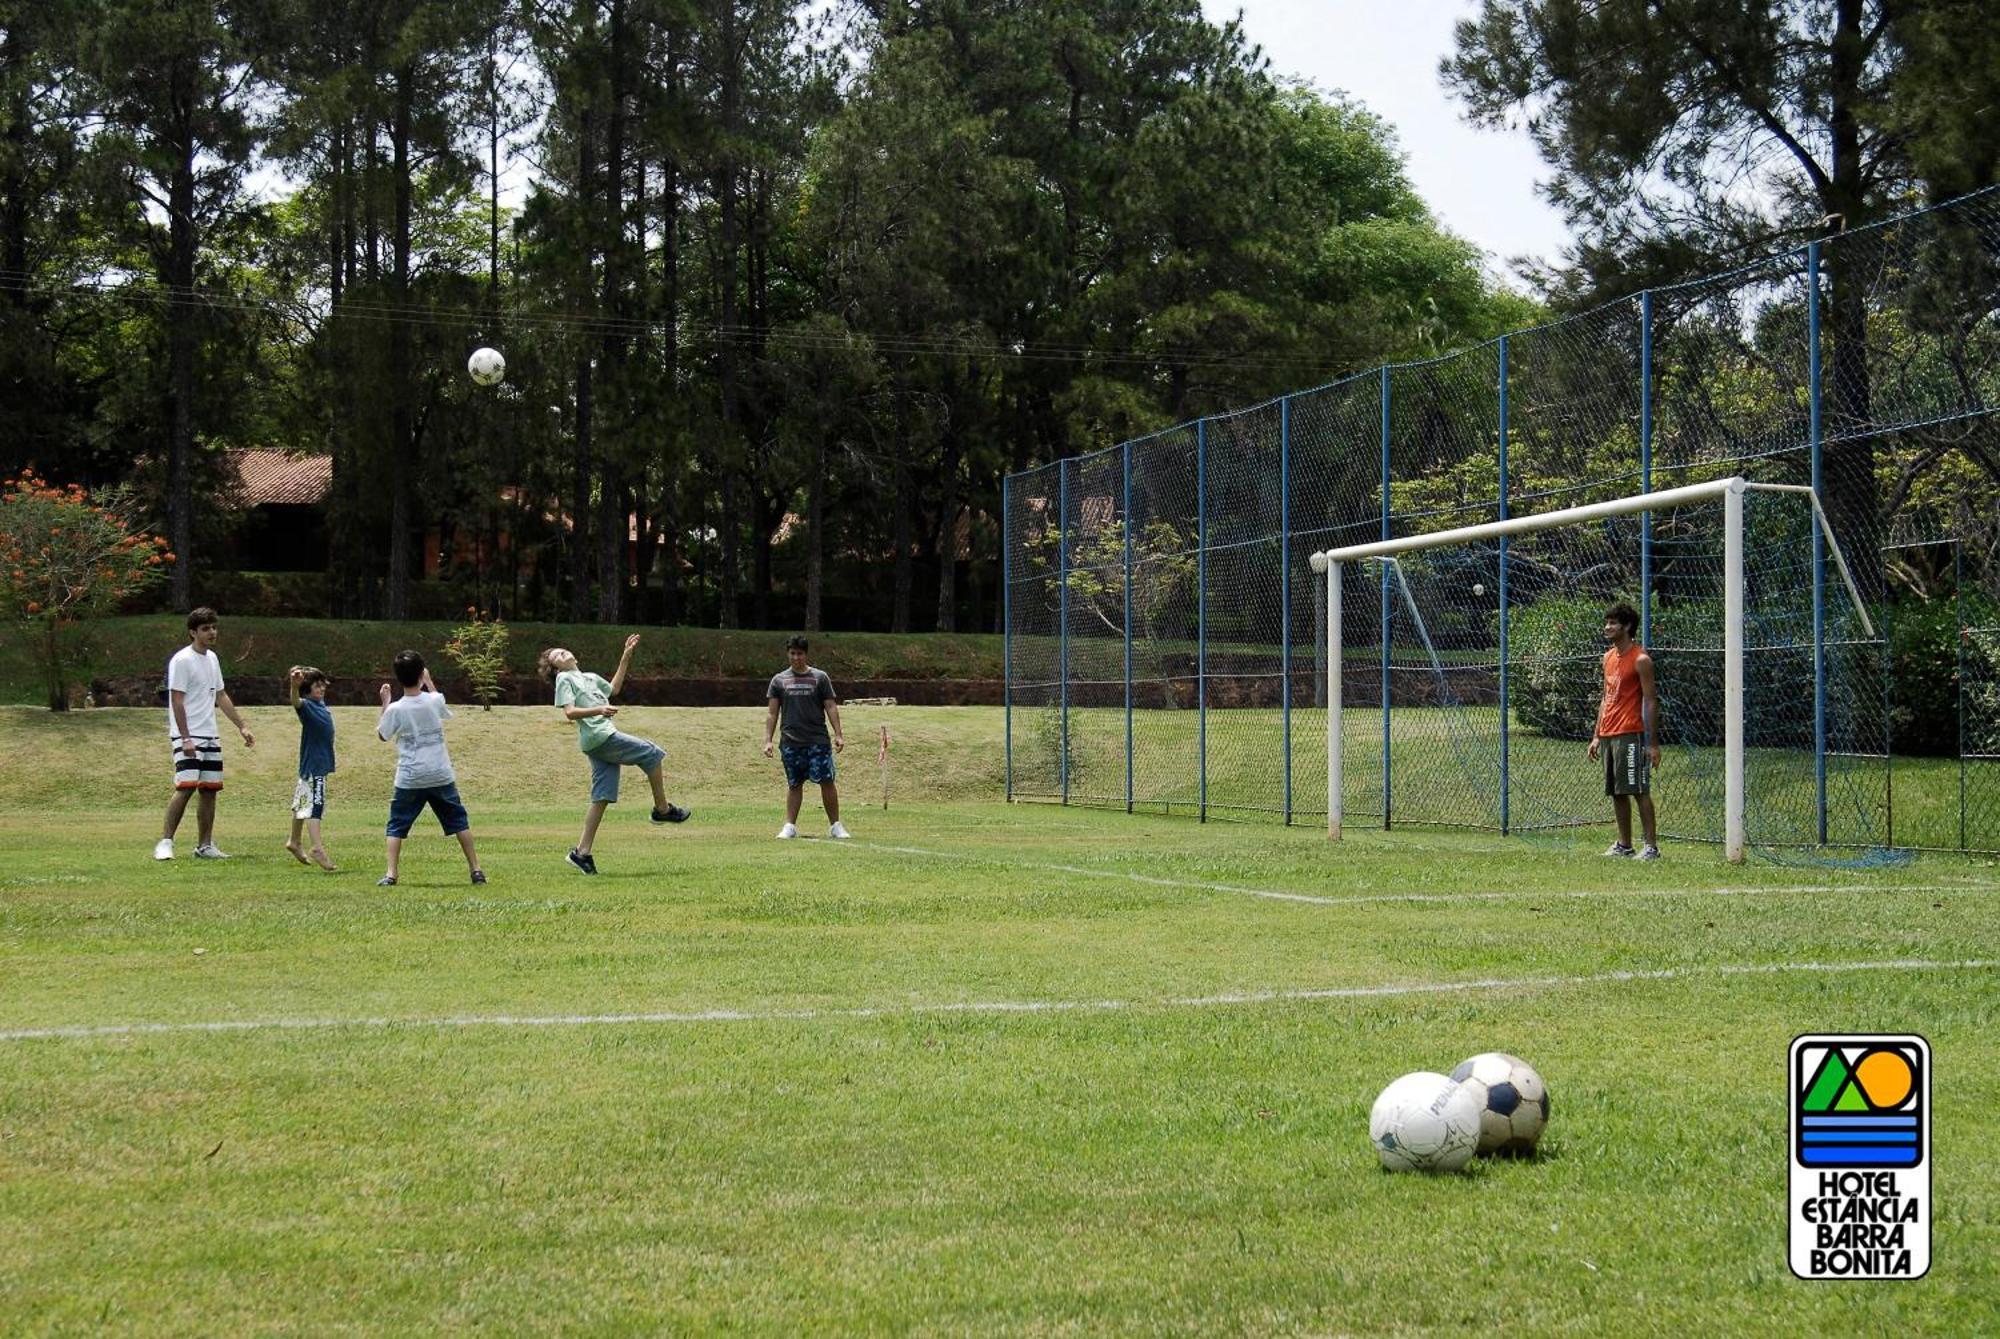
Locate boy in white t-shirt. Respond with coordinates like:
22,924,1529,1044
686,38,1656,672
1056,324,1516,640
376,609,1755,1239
537,633,690,875
375,650,484,887
155,606,255,861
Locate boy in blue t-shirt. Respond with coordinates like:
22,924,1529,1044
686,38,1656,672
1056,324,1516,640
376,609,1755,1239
285,666,339,870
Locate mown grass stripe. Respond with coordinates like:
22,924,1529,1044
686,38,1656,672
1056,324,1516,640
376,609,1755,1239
5,957,1992,1044
841,840,1988,907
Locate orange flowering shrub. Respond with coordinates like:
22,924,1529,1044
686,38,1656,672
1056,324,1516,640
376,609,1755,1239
0,471,173,709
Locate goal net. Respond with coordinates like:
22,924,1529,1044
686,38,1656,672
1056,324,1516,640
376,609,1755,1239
1311,478,1890,862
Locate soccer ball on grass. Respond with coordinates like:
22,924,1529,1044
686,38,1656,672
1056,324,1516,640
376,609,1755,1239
1450,1051,1549,1156
467,346,506,386
1368,1071,1481,1173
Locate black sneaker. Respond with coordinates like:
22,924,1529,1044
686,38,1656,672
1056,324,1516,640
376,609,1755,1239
566,848,598,875
376,875,398,887
470,869,487,885
652,804,691,824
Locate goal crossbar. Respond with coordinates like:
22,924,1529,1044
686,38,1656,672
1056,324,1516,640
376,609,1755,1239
1313,477,1871,862
1309,477,1872,637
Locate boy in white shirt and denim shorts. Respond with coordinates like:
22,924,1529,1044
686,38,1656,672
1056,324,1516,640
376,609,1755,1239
538,634,691,875
375,650,484,887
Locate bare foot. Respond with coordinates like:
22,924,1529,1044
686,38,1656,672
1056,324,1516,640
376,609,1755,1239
284,842,309,866
309,848,338,871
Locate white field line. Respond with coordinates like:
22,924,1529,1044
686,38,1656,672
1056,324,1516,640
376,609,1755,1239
841,840,1991,908
3,958,1993,1044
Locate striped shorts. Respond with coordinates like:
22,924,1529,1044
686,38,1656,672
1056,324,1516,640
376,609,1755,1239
172,737,224,791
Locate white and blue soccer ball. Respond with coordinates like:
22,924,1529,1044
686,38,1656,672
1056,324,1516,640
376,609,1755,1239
1450,1051,1550,1157
467,346,506,386
1368,1071,1482,1173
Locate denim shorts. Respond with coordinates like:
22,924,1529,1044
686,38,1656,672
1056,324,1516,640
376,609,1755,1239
386,783,470,838
586,730,667,803
779,741,836,786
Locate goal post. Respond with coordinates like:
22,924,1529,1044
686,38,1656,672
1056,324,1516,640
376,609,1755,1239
1308,477,1875,863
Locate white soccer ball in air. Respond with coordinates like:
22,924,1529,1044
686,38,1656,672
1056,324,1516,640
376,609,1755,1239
1368,1071,1482,1173
1450,1051,1550,1157
1472,582,1486,596
467,346,506,386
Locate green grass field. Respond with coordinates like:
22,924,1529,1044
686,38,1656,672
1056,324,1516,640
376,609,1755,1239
3,704,1997,1333
1027,703,1981,851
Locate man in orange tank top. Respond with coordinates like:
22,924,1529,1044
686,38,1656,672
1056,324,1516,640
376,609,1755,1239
1586,601,1661,859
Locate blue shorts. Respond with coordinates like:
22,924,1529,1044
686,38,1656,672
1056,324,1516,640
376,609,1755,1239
779,741,836,787
386,784,470,838
585,730,666,804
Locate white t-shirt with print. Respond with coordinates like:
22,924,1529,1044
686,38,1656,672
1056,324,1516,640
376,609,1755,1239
378,690,456,789
165,645,225,740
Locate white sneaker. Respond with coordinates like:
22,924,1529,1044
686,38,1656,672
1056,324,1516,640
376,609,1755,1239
193,843,231,860
153,838,175,861
1602,842,1634,858
776,823,798,840
828,821,852,840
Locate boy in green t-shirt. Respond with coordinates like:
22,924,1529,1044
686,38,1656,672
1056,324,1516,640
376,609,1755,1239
537,634,690,874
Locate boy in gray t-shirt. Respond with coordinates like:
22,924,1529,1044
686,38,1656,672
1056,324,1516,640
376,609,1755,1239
762,635,848,840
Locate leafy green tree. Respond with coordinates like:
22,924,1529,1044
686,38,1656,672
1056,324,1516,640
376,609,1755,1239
81,0,263,607
1441,0,1999,575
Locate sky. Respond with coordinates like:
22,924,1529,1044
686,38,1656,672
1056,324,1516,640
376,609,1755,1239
1201,0,1573,284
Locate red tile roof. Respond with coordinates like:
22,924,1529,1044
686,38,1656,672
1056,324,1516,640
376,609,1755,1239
230,449,331,506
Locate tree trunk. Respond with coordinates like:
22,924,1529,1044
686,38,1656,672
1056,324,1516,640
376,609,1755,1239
657,29,683,627
385,66,415,621
805,431,825,631
891,396,913,633
751,487,777,630
596,0,630,624
165,72,197,610
570,49,597,623
715,1,741,628
935,504,958,632
1820,0,1880,597
487,30,501,303
44,620,67,712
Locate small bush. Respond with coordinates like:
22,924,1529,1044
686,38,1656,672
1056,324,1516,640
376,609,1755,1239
444,608,510,710
1888,593,2000,757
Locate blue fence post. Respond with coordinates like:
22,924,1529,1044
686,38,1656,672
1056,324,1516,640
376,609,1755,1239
1957,541,1967,853
1280,397,1293,824
1197,418,1209,823
1058,459,1070,806
1380,367,1392,829
1640,290,1654,648
1123,439,1134,814
1808,240,1829,846
1002,472,1013,802
1497,337,1510,836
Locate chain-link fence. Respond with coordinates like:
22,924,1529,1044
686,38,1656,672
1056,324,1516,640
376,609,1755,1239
1006,186,2000,855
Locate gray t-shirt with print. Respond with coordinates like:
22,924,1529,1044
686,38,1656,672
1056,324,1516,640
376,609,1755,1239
766,667,835,747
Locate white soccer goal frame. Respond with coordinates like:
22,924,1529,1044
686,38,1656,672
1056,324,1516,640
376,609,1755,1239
1307,477,1874,862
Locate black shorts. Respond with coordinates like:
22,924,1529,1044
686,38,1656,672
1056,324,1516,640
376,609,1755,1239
1603,733,1651,796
